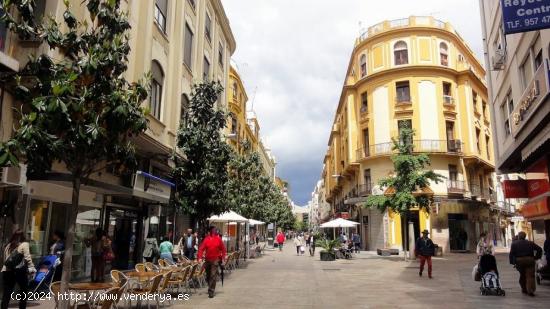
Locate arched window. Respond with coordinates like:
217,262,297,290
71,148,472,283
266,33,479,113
440,42,449,66
150,60,164,119
180,94,189,128
394,41,408,65
360,54,367,77
232,82,238,99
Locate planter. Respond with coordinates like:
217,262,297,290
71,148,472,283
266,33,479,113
320,250,336,261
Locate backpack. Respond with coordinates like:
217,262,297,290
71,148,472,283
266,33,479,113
3,247,24,271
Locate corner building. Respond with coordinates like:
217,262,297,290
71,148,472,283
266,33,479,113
322,16,504,253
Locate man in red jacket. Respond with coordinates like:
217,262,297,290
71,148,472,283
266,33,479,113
197,226,227,298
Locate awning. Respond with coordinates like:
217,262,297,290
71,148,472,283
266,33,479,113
521,124,550,162
344,197,368,205
249,219,265,226
519,193,550,220
320,218,360,228
208,210,248,223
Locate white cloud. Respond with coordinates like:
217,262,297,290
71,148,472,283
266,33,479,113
222,0,484,204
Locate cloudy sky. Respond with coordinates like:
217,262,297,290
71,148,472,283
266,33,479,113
222,0,485,206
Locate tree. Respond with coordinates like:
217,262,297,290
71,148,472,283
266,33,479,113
171,81,232,231
226,141,264,219
0,1,148,307
363,127,444,256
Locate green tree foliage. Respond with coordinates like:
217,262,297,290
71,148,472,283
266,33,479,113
171,81,232,229
0,1,148,307
363,127,444,252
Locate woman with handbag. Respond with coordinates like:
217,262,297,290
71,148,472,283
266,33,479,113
143,232,159,262
1,229,36,309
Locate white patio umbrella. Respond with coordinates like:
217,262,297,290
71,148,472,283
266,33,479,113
208,211,249,252
320,218,360,228
248,219,265,226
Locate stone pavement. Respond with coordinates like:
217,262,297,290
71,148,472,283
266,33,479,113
175,241,550,309
7,241,550,308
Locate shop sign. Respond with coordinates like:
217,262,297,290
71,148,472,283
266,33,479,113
133,171,174,200
511,60,550,136
510,216,525,222
503,179,528,198
528,179,550,198
520,196,550,218
501,0,550,35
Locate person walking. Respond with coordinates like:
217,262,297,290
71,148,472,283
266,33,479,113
197,226,227,298
142,232,159,262
294,234,304,255
1,229,36,309
476,232,494,258
509,231,543,296
88,228,109,282
159,236,174,264
415,229,435,279
276,231,285,251
308,234,315,256
183,229,197,260
352,232,361,253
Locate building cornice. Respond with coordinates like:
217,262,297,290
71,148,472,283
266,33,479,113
213,0,236,55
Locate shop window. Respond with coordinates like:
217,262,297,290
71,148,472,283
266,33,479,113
26,200,49,264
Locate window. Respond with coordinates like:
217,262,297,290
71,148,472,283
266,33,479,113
188,0,196,9
360,54,367,77
440,42,449,66
448,165,458,181
394,41,408,65
482,101,487,118
232,82,238,99
154,0,168,33
485,135,491,160
363,129,369,156
519,57,533,90
218,42,224,67
180,94,189,127
443,82,452,104
475,128,481,154
203,57,210,80
230,114,237,134
502,92,513,136
150,61,164,119
360,92,368,113
534,50,543,70
183,23,193,69
472,90,478,112
364,169,371,187
205,13,212,42
396,81,410,103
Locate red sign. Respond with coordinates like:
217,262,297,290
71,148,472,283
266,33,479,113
527,179,550,198
520,197,550,219
503,180,528,198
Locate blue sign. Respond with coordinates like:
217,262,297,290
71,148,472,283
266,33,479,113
501,0,550,34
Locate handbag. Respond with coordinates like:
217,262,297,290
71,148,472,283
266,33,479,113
3,249,24,270
103,249,114,262
300,245,305,253
172,238,182,255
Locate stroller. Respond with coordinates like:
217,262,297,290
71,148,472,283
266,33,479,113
478,254,505,296
30,255,61,292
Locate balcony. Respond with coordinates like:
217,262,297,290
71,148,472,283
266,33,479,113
355,139,462,160
447,180,465,194
356,183,373,197
395,96,412,105
469,184,481,197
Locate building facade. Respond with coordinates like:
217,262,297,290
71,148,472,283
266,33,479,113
479,1,550,247
322,16,505,253
0,0,235,278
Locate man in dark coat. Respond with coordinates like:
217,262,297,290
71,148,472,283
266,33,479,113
509,231,543,296
415,229,435,279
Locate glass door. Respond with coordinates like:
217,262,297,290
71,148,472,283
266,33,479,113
105,208,140,270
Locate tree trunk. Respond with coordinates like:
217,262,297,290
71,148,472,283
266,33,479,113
58,177,81,309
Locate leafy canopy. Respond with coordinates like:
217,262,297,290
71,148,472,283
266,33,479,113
363,127,444,214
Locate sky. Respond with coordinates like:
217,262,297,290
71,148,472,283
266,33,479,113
222,0,485,206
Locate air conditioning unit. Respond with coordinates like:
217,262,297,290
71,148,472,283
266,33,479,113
0,165,26,187
492,49,506,70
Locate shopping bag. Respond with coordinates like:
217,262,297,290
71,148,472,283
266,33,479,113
300,245,305,253
472,264,481,281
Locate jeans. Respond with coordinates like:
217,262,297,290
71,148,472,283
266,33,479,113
184,248,195,260
1,268,29,309
160,252,174,264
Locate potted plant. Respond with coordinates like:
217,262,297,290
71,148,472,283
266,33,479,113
316,238,338,261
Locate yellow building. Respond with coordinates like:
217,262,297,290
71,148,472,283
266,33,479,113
0,0,235,275
322,16,499,253
227,65,276,178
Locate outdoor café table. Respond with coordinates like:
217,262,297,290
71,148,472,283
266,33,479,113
68,282,112,308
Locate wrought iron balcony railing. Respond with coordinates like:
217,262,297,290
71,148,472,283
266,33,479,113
447,180,465,193
356,139,462,160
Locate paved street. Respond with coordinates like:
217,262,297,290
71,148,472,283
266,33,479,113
176,241,550,309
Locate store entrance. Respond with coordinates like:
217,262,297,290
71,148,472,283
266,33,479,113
448,213,469,252
104,208,142,270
